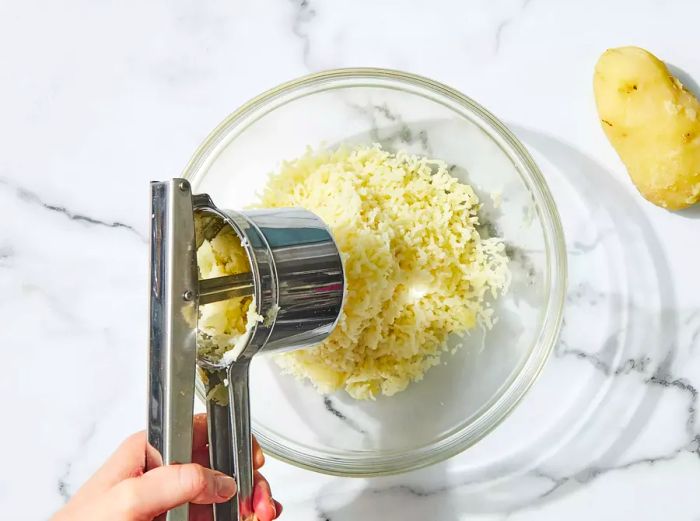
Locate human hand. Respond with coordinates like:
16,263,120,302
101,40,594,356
52,413,281,521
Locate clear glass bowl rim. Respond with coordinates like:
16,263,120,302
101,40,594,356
183,67,567,477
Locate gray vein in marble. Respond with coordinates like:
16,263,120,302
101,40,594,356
348,103,432,154
540,435,700,497
373,104,397,122
315,506,332,521
531,453,680,501
323,396,367,435
344,437,700,514
57,463,73,503
0,178,145,242
504,244,537,284
493,21,509,54
290,0,316,69
527,468,571,499
23,282,83,325
417,130,430,152
478,217,501,240
359,434,700,513
493,0,534,53
556,335,651,377
567,229,614,256
0,244,13,267
647,372,698,435
55,420,97,503
314,480,451,520
556,339,614,374
692,326,700,351
614,357,653,375
565,282,607,306
368,483,446,498
316,410,700,519
683,310,700,350
523,361,700,504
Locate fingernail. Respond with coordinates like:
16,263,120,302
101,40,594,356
215,475,237,499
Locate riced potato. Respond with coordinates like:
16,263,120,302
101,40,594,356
258,145,510,400
594,46,700,209
197,229,262,367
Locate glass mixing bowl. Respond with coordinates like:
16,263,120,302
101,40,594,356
185,69,566,476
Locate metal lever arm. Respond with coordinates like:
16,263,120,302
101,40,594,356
147,179,199,521
205,363,254,521
199,273,254,305
205,369,236,521
230,362,255,521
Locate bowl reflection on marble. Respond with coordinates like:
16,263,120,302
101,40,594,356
185,69,566,476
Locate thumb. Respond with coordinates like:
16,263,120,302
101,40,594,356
108,464,236,519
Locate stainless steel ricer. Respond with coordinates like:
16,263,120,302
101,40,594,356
146,179,344,521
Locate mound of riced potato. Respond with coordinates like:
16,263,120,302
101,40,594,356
257,144,510,400
196,228,262,368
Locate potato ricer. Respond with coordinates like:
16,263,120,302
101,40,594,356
146,178,344,521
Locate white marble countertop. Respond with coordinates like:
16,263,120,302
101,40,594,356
3,0,700,519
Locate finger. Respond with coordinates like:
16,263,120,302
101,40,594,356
253,437,265,469
253,471,277,521
96,431,147,480
69,431,147,505
110,463,236,519
274,500,284,518
193,413,209,450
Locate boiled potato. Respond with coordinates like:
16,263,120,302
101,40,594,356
594,46,700,209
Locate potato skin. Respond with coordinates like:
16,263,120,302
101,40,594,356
594,46,700,210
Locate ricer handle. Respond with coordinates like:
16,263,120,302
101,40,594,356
205,370,235,521
146,179,198,521
229,361,255,521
